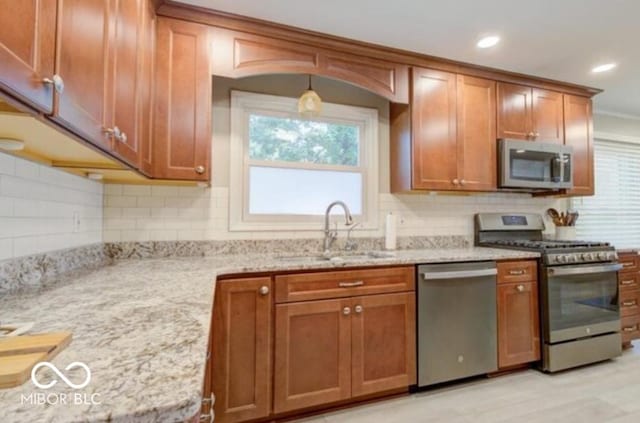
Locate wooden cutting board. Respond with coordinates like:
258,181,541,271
0,331,72,389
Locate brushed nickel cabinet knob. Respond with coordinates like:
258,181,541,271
43,74,64,94
259,286,269,296
195,165,206,174
342,307,351,316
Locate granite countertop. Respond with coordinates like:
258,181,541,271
0,247,539,423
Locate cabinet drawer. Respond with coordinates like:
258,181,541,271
621,315,640,343
620,290,640,317
618,255,639,273
619,273,639,292
275,266,415,303
497,261,537,284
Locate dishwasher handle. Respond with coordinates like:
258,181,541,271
422,268,497,280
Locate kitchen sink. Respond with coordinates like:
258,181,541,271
274,251,396,263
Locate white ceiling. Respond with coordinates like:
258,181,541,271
176,0,640,119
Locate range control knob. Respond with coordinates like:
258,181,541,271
608,252,618,261
557,255,569,263
597,252,607,261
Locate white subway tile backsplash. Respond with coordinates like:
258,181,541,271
122,185,152,196
0,154,16,175
137,196,165,208
105,195,137,208
0,153,102,259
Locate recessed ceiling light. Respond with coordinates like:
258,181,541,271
591,63,617,73
477,35,500,49
0,137,25,151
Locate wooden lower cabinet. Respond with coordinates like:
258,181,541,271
497,262,540,369
211,277,272,423
274,292,416,414
618,252,640,347
273,298,352,414
351,292,416,397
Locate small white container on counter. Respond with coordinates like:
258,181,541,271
555,226,577,241
385,213,397,250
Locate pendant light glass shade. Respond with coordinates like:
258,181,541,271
0,137,25,151
298,75,322,117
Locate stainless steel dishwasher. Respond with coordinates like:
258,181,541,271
417,261,498,387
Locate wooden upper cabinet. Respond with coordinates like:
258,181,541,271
532,88,564,143
564,95,594,196
498,82,564,143
391,69,497,192
138,0,156,176
410,68,458,190
107,0,144,166
212,277,272,423
53,0,112,151
0,0,57,113
274,298,352,414
456,75,497,191
211,27,409,103
351,292,416,397
497,82,533,140
154,17,212,181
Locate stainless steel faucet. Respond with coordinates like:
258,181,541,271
323,201,354,253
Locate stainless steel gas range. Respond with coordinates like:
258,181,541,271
475,213,623,372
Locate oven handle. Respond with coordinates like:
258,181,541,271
547,263,623,276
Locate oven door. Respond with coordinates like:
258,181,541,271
542,263,623,344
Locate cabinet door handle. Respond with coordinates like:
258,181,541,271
104,126,122,140
534,132,540,138
259,285,269,296
621,279,635,286
509,269,526,275
42,74,64,94
622,325,638,332
342,306,351,315
339,280,364,288
516,284,525,292
119,132,128,144
459,179,466,186
452,178,460,185
527,132,535,138
354,305,363,313
622,300,637,307
195,165,206,174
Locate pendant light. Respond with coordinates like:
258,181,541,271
0,137,25,151
298,74,322,117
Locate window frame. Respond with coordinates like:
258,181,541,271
229,90,379,232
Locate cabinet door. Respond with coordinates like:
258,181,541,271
138,0,156,176
54,0,112,150
351,292,416,397
497,82,532,140
108,0,143,166
0,0,56,113
212,277,272,423
497,281,540,368
564,95,594,196
154,17,211,181
532,89,564,143
411,68,458,190
456,75,497,191
274,298,352,414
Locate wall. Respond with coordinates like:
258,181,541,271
0,152,103,260
103,74,564,242
594,113,640,140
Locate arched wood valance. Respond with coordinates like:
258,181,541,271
210,28,409,104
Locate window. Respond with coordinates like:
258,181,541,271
573,139,640,248
229,91,378,231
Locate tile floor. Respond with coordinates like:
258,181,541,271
295,343,640,423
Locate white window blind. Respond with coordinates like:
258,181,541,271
573,139,640,249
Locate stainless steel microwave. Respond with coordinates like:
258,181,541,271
499,139,573,190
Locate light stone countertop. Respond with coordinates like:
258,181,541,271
0,247,539,423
